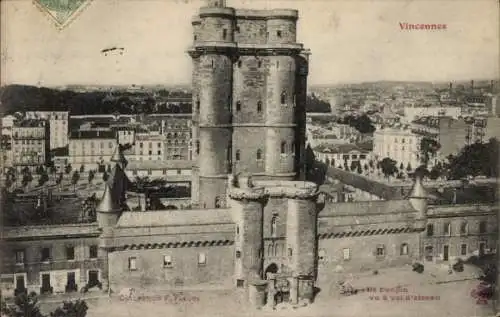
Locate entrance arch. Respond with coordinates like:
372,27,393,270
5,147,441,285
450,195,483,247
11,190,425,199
265,263,279,277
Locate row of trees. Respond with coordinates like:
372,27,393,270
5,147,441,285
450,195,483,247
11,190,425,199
1,85,191,115
336,114,376,134
1,292,88,317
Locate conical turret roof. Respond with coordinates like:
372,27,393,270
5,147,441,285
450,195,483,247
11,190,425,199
408,175,428,199
110,145,128,168
95,183,120,213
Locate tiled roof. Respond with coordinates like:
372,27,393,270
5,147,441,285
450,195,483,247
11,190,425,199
69,130,116,139
313,143,368,154
116,208,233,228
319,200,416,217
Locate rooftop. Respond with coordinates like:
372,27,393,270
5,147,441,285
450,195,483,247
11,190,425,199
116,208,233,228
69,130,116,139
127,160,194,170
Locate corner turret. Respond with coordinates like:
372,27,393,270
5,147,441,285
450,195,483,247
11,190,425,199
96,183,122,229
408,175,428,218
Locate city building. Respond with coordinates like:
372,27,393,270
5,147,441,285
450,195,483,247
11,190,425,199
125,160,193,186
411,116,488,159
403,105,462,122
68,130,118,171
373,128,420,170
25,111,69,150
11,120,48,171
128,133,166,162
313,143,371,171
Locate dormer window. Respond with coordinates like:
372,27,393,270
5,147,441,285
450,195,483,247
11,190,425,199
280,91,286,105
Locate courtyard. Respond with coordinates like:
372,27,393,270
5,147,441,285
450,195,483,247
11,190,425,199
37,265,496,317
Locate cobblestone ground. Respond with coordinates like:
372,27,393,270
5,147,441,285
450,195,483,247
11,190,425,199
38,265,496,317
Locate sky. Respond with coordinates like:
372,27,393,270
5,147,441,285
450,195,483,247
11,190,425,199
1,0,498,87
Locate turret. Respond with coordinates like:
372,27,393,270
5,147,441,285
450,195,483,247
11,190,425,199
228,174,267,288
110,145,128,169
96,183,121,229
408,175,428,218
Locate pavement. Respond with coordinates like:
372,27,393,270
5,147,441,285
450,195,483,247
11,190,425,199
33,265,496,317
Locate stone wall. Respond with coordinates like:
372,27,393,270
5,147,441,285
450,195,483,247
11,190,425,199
317,232,419,279
108,245,234,290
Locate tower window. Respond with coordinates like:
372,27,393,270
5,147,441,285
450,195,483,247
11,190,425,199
211,60,214,68
235,149,240,161
128,257,137,271
288,248,293,257
271,216,277,237
222,29,227,40
236,101,241,111
235,250,241,258
226,146,232,163
276,61,279,69
257,101,262,112
196,99,200,111
400,243,409,255
196,140,200,155
277,30,282,38
258,60,262,68
194,35,197,41
256,149,262,160
198,253,206,266
235,26,240,33
280,91,286,104
280,141,286,154
163,255,172,267
291,141,295,153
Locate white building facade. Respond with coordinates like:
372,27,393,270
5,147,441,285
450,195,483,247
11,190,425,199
373,128,421,170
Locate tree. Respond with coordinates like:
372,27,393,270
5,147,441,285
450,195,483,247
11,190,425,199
429,167,441,180
79,165,85,173
350,160,357,172
56,172,63,187
106,165,112,173
356,164,363,174
38,171,49,187
88,170,95,184
1,292,45,317
102,171,109,182
363,164,369,171
414,165,430,179
420,137,440,165
369,160,374,169
36,165,45,175
71,171,80,191
65,164,72,175
447,138,499,180
50,300,88,317
399,163,404,171
21,173,33,188
406,163,412,172
379,157,398,179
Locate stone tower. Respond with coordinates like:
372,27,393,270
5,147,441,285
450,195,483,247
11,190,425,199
188,0,310,209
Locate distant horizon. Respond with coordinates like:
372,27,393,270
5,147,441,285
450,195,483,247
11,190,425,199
1,78,499,90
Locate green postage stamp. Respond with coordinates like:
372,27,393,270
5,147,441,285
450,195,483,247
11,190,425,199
32,0,92,29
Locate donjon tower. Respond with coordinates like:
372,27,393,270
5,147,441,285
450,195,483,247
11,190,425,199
188,0,310,209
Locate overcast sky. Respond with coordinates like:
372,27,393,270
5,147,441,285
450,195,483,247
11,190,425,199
1,0,498,87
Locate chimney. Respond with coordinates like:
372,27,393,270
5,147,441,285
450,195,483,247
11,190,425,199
471,80,474,92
